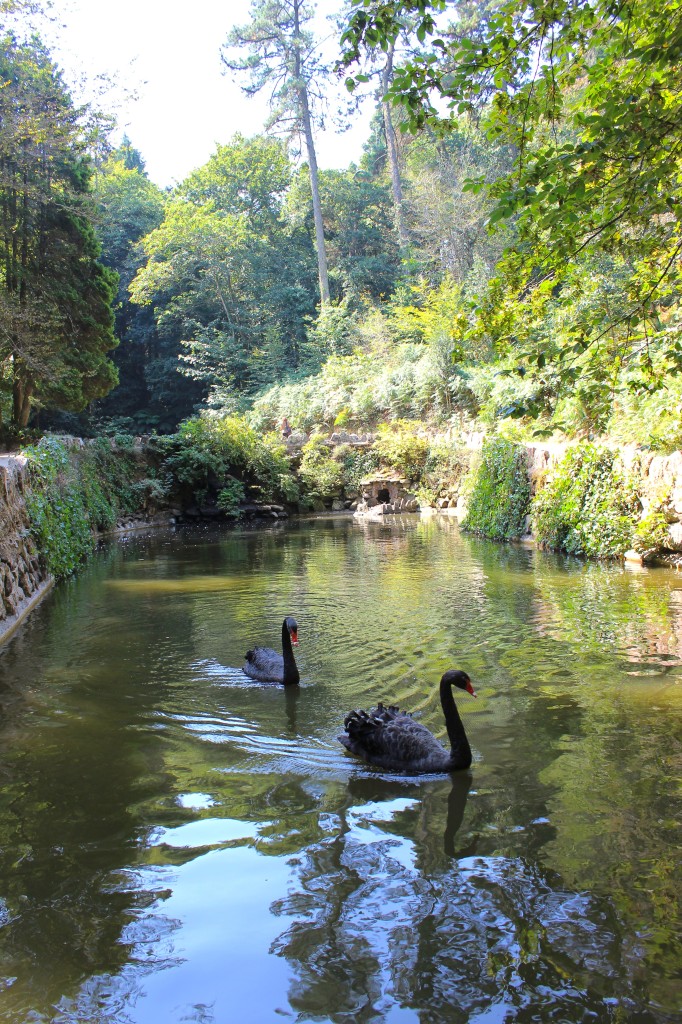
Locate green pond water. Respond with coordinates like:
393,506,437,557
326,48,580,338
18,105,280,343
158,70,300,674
0,514,680,1023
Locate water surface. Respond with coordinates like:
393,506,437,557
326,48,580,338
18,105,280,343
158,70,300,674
0,515,680,1023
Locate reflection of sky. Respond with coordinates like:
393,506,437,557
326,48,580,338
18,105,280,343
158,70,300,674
347,798,419,871
176,792,215,810
272,798,639,1023
124,848,295,1024
148,817,261,850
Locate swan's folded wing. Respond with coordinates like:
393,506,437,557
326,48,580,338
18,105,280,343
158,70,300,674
243,645,284,682
342,707,432,763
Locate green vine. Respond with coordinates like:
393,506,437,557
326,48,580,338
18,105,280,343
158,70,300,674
462,437,531,540
22,436,145,579
532,443,640,559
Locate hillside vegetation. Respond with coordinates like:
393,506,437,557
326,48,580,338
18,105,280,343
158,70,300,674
2,0,682,559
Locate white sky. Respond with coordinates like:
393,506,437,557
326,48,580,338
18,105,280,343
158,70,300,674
33,0,374,189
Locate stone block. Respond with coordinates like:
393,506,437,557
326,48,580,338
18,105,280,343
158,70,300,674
666,522,682,550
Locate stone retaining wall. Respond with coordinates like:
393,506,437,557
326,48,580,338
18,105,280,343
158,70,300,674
0,454,52,643
352,436,682,564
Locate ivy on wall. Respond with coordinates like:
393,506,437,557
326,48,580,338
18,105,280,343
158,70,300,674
22,437,148,579
16,429,655,584
462,437,531,541
531,443,640,559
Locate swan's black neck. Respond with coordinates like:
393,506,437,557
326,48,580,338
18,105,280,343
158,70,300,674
281,619,300,686
440,676,472,770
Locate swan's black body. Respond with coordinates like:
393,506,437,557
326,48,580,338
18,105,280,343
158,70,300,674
339,669,475,773
243,616,300,686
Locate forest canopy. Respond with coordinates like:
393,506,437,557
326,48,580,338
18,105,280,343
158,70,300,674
0,27,118,431
341,0,682,402
2,0,682,453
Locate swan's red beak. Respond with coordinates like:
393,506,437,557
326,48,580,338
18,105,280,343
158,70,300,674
466,680,477,698
290,629,299,645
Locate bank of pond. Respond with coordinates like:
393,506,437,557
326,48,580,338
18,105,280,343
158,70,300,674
5,425,682,615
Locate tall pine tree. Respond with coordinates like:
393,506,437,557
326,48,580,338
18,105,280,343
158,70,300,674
222,0,331,305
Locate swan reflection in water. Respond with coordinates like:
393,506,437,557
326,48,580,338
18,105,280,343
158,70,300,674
443,771,474,858
283,681,301,736
269,775,642,1022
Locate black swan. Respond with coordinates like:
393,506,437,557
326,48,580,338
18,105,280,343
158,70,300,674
338,669,475,773
243,616,300,686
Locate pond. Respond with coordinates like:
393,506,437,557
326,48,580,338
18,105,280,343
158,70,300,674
0,514,680,1023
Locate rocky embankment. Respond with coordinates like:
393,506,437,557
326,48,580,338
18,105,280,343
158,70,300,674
0,454,51,642
347,432,682,566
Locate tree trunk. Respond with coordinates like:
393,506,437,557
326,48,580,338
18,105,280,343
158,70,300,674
12,364,33,428
292,0,329,306
299,88,330,306
381,43,409,249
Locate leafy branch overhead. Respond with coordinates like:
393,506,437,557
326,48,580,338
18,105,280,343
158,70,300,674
340,0,682,396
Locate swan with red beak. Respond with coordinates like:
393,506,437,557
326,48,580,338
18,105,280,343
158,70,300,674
243,616,300,686
339,669,475,773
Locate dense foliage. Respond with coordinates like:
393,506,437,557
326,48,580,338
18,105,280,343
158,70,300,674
159,415,298,508
0,32,118,436
341,0,682,419
373,419,430,481
298,434,346,502
462,437,530,540
93,143,172,432
6,0,682,568
23,436,148,578
532,444,641,559
130,135,317,414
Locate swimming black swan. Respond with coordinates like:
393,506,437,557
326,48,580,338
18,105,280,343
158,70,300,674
243,616,300,686
338,669,476,773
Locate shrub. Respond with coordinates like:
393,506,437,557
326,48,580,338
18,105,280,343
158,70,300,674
418,437,470,506
335,443,380,495
462,437,531,540
634,509,673,556
217,477,246,517
532,443,640,558
373,420,430,482
606,372,682,453
160,415,298,504
298,435,345,500
633,491,673,556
